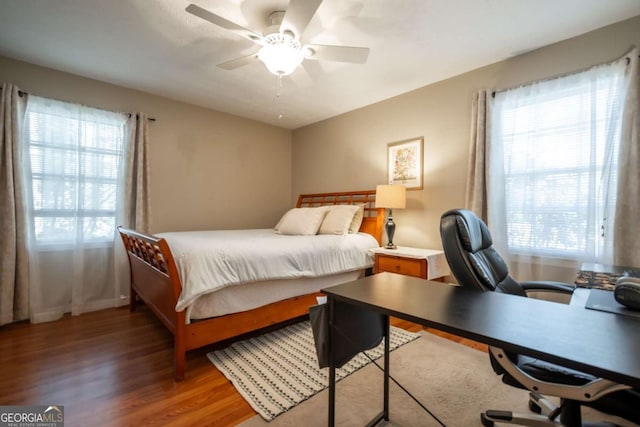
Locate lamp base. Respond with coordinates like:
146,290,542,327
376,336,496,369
385,210,397,250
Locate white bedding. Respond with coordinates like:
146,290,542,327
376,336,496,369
157,229,378,313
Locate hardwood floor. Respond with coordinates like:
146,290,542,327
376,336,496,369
0,305,487,427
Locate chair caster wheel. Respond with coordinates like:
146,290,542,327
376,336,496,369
480,413,494,427
529,399,542,414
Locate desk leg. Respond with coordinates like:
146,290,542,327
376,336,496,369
366,315,390,427
327,302,389,427
383,315,390,421
328,364,336,427
328,297,336,427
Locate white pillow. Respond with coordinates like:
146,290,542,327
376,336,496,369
348,204,365,233
274,207,327,235
318,205,360,235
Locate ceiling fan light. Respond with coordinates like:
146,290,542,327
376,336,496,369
258,33,304,76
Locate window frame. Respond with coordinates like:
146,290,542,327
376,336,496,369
24,98,127,247
489,62,625,261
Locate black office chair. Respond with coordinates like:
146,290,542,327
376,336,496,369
439,208,640,427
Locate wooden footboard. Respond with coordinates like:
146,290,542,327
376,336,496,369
117,190,384,380
119,226,325,380
118,227,188,378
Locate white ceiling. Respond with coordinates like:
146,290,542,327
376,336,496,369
1,1,639,129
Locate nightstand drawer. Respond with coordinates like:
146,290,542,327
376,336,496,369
376,256,425,278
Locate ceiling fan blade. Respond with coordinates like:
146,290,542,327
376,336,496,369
217,53,259,70
280,0,323,39
304,44,369,64
186,3,262,42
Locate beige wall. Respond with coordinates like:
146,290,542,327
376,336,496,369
0,56,292,232
292,16,640,253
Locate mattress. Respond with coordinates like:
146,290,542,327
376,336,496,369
188,270,364,321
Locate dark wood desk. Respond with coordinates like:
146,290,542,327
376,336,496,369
322,273,640,426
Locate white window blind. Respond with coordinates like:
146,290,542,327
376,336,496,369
490,60,627,260
25,97,127,245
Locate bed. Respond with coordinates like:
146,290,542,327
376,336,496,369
118,190,384,380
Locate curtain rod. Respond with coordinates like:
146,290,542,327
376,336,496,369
0,87,156,121
492,52,639,98
0,88,28,97
127,113,156,122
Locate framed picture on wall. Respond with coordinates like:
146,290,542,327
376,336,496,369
387,137,423,190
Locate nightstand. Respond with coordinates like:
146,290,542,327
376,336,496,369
371,246,450,281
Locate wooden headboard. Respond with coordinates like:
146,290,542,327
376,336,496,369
296,190,385,245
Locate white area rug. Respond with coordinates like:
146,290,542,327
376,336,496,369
207,321,419,421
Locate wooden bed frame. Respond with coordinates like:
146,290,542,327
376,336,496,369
118,190,384,380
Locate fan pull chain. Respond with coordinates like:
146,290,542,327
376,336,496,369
276,74,284,119
276,74,282,98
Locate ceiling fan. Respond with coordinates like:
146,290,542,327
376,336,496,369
186,1,370,76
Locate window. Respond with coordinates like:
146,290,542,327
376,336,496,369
25,97,127,245
490,60,627,260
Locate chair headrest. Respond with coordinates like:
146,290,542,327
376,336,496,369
443,209,493,253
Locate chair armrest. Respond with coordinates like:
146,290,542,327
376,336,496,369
520,281,575,295
488,346,631,402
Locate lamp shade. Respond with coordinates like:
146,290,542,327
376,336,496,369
375,184,406,209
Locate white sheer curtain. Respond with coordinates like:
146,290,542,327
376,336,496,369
487,55,630,283
22,96,128,322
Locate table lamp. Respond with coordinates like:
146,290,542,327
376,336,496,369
375,184,406,249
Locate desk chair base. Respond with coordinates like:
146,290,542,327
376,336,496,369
480,393,622,427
